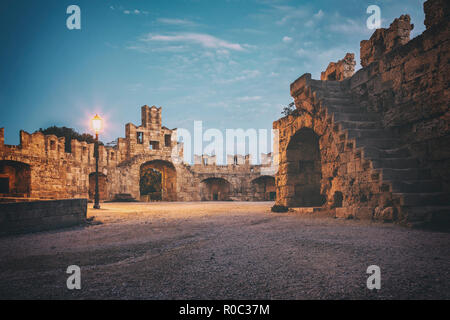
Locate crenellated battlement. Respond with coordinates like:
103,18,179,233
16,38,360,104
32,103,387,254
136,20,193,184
193,153,273,167
0,128,116,168
0,106,274,202
0,104,180,169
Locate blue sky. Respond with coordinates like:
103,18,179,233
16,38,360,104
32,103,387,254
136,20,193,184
0,0,426,154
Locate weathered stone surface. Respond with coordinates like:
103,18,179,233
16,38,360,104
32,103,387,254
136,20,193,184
0,106,274,202
360,15,414,68
424,0,450,29
275,0,450,226
381,207,396,222
0,199,87,235
321,53,356,81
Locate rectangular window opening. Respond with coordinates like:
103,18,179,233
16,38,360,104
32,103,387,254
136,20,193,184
165,134,171,147
149,141,160,150
137,132,144,144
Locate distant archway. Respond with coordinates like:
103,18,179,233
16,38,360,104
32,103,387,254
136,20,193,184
140,160,176,201
0,160,31,197
200,178,231,201
251,176,276,201
140,167,162,201
286,128,325,207
89,172,107,201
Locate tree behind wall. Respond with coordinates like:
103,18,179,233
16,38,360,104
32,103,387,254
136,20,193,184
37,126,103,153
140,167,162,196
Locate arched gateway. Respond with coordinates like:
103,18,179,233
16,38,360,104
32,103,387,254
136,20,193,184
0,106,274,202
200,178,231,201
285,128,325,207
0,160,31,197
251,176,276,201
139,160,177,201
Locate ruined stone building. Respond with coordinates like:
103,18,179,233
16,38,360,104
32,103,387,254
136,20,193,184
274,0,449,226
0,105,275,203
1,0,447,229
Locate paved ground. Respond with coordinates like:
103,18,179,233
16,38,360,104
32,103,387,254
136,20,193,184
0,202,449,300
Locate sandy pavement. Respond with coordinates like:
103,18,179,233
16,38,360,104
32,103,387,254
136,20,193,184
0,202,448,299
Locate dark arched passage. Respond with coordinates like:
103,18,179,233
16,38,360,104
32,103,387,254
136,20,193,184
251,176,276,201
200,177,231,201
140,160,177,201
286,128,325,207
0,160,31,197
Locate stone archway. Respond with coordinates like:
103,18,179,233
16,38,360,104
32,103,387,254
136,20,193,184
286,128,325,207
251,176,276,201
200,178,231,201
89,172,107,201
0,160,31,197
139,160,176,201
140,167,162,201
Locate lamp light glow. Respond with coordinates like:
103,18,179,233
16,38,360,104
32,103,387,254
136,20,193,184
92,114,102,133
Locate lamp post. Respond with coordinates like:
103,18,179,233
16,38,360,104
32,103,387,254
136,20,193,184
92,114,102,210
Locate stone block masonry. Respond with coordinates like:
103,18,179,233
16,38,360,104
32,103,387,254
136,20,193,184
274,0,450,227
0,105,274,203
321,53,356,81
0,199,87,235
360,15,414,68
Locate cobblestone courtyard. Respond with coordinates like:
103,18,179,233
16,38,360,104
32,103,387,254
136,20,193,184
0,202,449,299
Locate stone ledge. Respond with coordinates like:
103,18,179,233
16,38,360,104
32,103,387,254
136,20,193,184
0,199,87,235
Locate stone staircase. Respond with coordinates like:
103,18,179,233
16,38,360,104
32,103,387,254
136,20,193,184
308,79,450,227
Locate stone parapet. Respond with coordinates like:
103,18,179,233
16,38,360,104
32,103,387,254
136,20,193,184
360,15,414,68
321,53,356,81
0,199,87,235
424,0,450,29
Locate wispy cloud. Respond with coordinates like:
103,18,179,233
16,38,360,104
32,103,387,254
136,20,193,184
296,48,307,57
314,9,324,19
110,5,148,15
275,5,309,25
157,18,197,26
282,36,293,43
327,13,371,36
329,18,366,34
126,44,186,53
237,96,262,102
142,33,246,51
216,70,261,84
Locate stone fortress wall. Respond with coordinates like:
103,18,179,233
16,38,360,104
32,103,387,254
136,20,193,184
0,105,275,203
274,0,449,226
1,0,447,227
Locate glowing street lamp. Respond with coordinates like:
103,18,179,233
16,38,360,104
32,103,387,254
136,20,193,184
92,114,102,134
91,114,103,209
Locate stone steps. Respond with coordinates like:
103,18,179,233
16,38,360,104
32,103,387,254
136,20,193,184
313,83,449,225
395,192,450,206
310,81,343,91
335,120,381,130
401,206,450,226
327,106,369,114
321,97,354,105
372,157,419,169
334,113,381,122
387,180,442,193
346,129,395,139
355,137,403,149
381,168,432,180
362,146,411,159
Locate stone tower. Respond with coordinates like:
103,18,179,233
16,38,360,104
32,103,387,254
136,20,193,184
141,105,162,131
